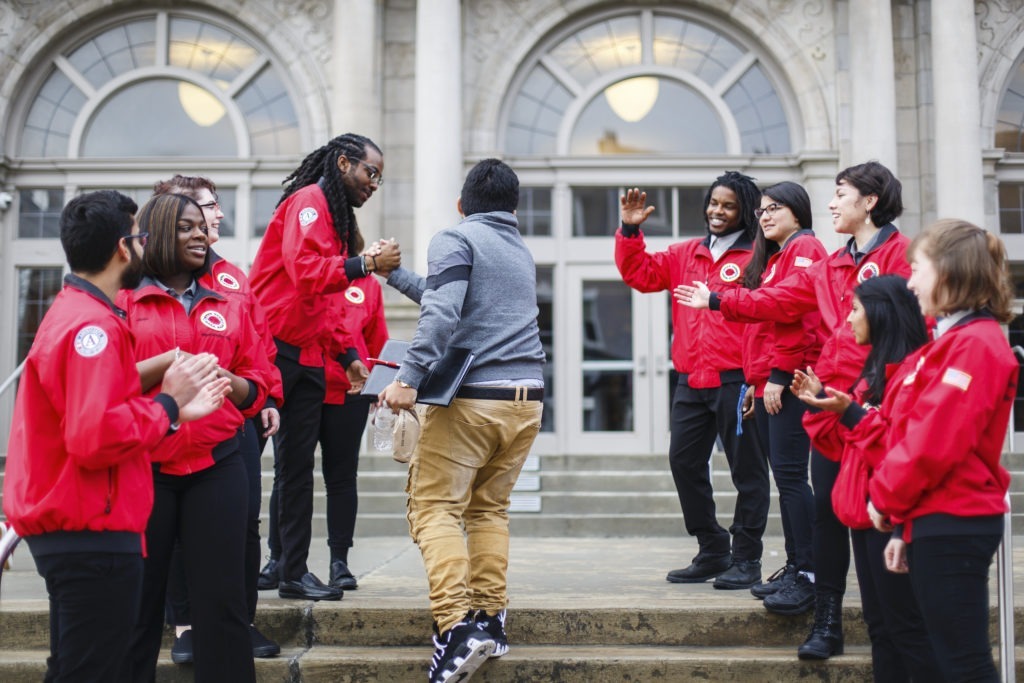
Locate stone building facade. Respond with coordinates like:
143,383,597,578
1,0,1024,451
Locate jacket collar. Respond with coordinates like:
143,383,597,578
64,273,126,319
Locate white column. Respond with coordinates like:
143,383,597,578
332,0,384,239
414,0,463,272
931,0,985,224
847,0,898,171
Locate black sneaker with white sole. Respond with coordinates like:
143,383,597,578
428,616,496,683
474,609,508,657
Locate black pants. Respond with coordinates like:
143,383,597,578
273,353,327,581
908,533,1002,683
753,393,814,571
132,453,254,683
811,448,850,595
851,528,941,682
668,379,769,561
33,551,142,683
165,419,263,625
268,398,370,561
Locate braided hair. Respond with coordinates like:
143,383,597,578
279,133,381,255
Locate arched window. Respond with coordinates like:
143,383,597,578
502,10,791,156
19,12,299,158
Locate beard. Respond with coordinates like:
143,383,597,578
120,247,144,290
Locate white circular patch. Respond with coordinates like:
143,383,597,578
74,325,108,358
216,272,240,290
857,262,880,283
763,263,777,284
345,286,366,304
719,263,741,282
200,311,228,332
298,208,319,227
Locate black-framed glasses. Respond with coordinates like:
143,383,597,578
123,231,149,247
754,203,785,219
351,158,384,186
198,200,220,211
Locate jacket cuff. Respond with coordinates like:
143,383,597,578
262,397,278,411
769,368,794,386
840,402,868,429
621,223,641,238
709,292,722,311
344,256,365,282
153,393,179,429
237,379,259,412
338,348,360,369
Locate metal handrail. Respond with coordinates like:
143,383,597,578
0,359,24,400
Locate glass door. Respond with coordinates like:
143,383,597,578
564,265,671,454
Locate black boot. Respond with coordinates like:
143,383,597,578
797,591,844,660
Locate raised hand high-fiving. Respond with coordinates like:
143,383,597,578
620,188,656,226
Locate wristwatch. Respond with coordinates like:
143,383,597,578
397,380,413,389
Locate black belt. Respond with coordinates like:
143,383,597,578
456,386,544,401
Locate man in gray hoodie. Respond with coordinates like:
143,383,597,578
380,158,544,683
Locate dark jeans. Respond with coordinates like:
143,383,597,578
908,533,1002,683
268,398,371,561
33,550,142,683
668,379,769,561
132,453,254,683
753,393,814,571
165,419,263,625
811,448,850,595
852,528,942,682
273,353,327,581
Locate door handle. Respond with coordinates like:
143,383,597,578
637,355,647,377
655,355,667,377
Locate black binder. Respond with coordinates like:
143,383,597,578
417,346,475,407
361,342,475,407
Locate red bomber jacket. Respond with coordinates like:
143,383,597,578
3,276,175,547
119,280,268,476
325,276,389,405
869,313,1015,540
199,251,283,406
248,184,356,368
616,229,752,389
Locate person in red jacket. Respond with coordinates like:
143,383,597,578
152,174,282,662
121,193,271,683
616,171,770,590
730,182,826,616
794,274,942,681
2,190,228,683
263,275,389,590
869,220,1017,682
677,161,909,660
248,133,400,600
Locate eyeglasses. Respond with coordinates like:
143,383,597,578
351,158,384,186
123,231,149,248
198,200,220,211
754,203,785,219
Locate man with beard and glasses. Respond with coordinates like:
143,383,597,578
2,190,230,682
249,133,400,600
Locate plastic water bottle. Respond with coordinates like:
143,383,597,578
372,402,395,452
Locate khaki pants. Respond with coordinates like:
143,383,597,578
406,396,543,634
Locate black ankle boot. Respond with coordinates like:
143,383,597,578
797,591,844,660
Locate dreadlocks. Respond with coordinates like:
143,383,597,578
699,171,760,289
278,133,381,256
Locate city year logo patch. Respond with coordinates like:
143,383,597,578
857,262,880,283
200,311,228,332
720,263,741,282
298,208,318,227
74,325,108,357
216,272,240,290
345,286,366,304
